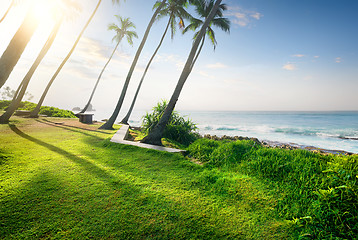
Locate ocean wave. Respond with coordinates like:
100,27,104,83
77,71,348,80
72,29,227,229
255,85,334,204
198,124,358,140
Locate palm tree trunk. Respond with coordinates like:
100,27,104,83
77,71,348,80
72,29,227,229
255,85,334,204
190,34,205,70
0,8,39,88
120,14,172,125
0,18,62,123
99,0,167,130
141,0,222,145
80,41,120,114
0,0,14,23
29,0,102,118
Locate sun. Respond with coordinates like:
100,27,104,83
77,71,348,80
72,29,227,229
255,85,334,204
31,0,57,23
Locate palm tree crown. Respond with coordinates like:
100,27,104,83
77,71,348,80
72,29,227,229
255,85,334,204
154,0,191,39
184,0,230,49
109,15,138,45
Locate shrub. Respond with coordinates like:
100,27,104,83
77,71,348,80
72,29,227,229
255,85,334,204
39,106,76,118
142,100,199,146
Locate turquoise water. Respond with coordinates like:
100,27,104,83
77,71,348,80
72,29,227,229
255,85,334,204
94,110,358,154
181,111,358,154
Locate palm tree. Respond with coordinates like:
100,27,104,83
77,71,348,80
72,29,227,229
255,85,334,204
29,0,123,118
0,17,64,123
0,5,39,88
119,0,191,125
141,0,228,146
184,0,230,68
99,0,167,130
79,16,137,114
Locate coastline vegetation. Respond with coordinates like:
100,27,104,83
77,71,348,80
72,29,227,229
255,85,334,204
188,138,358,239
1,114,356,239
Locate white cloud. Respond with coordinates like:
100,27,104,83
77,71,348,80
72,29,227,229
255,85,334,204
292,54,305,58
314,56,320,58
198,71,214,79
227,6,262,27
154,54,185,70
282,63,297,71
335,57,342,63
206,62,228,69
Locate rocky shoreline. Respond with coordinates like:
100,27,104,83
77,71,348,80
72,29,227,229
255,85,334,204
203,134,356,155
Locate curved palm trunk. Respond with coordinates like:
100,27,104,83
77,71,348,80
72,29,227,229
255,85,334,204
0,0,14,23
99,0,167,130
0,18,62,123
120,14,172,125
0,9,39,88
80,41,120,114
190,34,205,70
29,0,102,118
141,0,222,146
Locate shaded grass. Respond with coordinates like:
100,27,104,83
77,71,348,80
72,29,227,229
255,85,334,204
1,117,293,239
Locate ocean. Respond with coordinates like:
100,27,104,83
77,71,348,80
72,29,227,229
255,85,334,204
93,110,358,154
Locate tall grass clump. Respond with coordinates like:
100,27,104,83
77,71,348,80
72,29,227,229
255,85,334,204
142,100,199,146
188,138,358,239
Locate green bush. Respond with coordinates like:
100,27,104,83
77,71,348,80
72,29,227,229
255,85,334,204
142,100,199,146
38,106,76,118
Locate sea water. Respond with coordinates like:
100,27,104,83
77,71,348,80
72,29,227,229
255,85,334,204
95,111,358,154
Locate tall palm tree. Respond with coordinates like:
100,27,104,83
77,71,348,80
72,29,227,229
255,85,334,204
29,0,123,118
0,5,39,88
119,0,191,125
79,16,137,114
141,0,229,146
99,0,167,130
0,17,64,123
184,0,230,68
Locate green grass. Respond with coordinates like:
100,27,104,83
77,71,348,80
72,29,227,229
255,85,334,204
189,138,358,239
0,117,293,239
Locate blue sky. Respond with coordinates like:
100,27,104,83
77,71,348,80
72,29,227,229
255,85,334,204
0,0,357,119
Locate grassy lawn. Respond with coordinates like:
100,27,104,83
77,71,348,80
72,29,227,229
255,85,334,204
0,117,293,239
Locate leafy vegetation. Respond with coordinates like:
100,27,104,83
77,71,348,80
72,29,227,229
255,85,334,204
1,117,293,239
141,100,199,146
0,100,76,118
189,138,358,239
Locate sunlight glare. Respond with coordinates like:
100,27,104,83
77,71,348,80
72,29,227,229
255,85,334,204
32,0,58,23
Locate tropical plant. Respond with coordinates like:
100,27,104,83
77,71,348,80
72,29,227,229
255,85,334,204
29,0,123,118
79,16,137,114
119,0,191,125
141,0,229,146
0,6,39,88
184,0,230,68
141,100,199,146
99,0,168,130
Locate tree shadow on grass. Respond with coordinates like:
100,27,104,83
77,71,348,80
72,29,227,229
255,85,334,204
8,124,117,183
4,125,252,239
38,119,114,135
